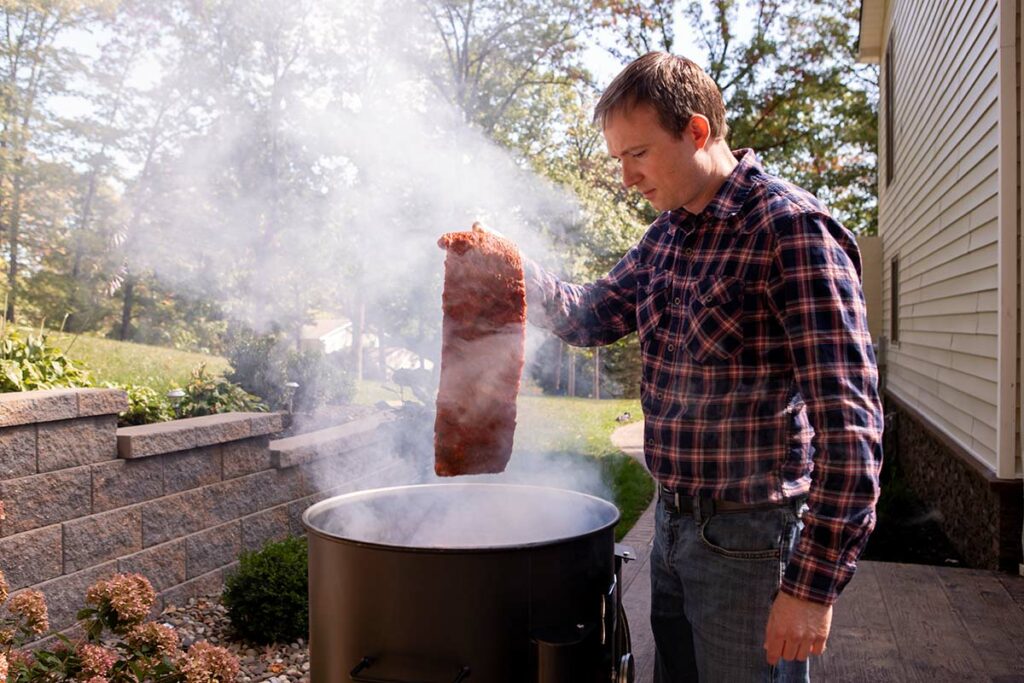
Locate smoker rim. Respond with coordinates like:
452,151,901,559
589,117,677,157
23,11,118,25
302,482,621,555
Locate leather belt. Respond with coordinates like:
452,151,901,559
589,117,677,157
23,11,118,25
659,486,792,515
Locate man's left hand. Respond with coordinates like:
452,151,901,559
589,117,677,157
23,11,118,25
763,590,833,664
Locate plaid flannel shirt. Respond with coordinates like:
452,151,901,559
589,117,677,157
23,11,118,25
525,149,883,605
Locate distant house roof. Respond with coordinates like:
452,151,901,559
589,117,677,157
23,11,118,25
300,318,349,340
857,0,886,63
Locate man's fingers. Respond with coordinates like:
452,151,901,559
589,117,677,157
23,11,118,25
794,640,812,662
781,638,800,662
810,638,828,656
763,633,784,666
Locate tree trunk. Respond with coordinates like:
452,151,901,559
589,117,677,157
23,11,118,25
351,295,365,381
119,275,136,340
554,339,563,393
5,176,24,322
567,348,576,398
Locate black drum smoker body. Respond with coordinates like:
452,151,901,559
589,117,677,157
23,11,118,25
303,483,635,682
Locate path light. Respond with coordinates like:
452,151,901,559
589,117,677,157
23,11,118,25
166,389,185,418
283,381,300,415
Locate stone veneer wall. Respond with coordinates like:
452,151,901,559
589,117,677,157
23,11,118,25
884,391,1023,571
0,388,417,637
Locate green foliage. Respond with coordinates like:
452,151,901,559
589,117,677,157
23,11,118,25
0,327,91,392
226,330,354,412
113,383,175,426
222,536,309,644
178,364,268,417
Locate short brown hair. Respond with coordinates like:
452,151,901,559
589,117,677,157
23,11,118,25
594,52,728,139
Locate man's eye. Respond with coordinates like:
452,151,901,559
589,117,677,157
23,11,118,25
633,150,647,158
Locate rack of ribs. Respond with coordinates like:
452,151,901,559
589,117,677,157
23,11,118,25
434,224,526,476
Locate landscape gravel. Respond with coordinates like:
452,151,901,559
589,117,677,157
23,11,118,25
160,596,310,683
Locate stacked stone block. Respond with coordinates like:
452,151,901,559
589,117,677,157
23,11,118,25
0,388,415,636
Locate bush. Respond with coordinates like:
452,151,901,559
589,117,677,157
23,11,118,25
178,363,268,417
226,329,355,412
222,536,308,644
113,383,175,426
0,328,91,392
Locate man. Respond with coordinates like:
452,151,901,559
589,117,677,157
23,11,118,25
522,52,883,681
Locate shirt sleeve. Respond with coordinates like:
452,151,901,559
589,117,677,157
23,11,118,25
766,211,884,606
523,246,641,347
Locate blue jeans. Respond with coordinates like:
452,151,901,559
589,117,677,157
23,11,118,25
651,495,811,683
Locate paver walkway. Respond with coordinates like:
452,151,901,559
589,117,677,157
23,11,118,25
610,421,1024,682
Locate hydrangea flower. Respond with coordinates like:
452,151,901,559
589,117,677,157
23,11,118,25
0,567,8,605
180,641,240,683
8,590,49,635
125,621,180,658
0,652,7,682
77,643,117,678
86,574,156,625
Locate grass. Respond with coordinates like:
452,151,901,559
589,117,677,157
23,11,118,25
514,395,653,540
40,330,230,393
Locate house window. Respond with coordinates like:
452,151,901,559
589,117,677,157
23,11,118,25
885,30,896,186
890,256,900,344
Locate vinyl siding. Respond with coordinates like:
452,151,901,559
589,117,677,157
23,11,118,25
880,0,1002,470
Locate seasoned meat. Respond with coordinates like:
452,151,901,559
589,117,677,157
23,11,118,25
434,224,526,476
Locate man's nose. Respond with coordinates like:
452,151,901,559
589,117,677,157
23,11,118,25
621,161,640,189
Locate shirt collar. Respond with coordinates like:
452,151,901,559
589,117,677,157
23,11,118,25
664,148,762,231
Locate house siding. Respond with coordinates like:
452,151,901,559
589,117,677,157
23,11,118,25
881,0,1002,471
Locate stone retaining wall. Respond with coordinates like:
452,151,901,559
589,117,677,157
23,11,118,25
0,388,417,635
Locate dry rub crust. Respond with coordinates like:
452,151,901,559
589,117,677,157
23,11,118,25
434,224,526,476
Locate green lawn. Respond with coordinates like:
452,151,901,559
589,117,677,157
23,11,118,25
514,395,652,540
42,330,230,393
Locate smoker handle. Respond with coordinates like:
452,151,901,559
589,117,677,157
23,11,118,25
350,657,471,683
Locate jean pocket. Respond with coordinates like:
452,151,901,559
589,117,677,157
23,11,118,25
697,508,786,560
683,276,744,363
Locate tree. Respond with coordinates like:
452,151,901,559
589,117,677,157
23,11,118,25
0,0,108,322
597,0,879,235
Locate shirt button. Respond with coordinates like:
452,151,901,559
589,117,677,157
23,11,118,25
703,296,713,304
684,248,693,256
656,391,664,400
667,344,674,352
646,438,655,445
673,297,681,305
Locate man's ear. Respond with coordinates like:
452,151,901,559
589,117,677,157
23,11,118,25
686,115,712,150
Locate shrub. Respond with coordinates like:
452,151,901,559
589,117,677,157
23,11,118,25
227,329,355,412
222,536,308,644
177,363,268,417
0,498,238,683
113,383,175,426
0,328,90,392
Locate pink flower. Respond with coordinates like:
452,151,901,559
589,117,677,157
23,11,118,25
0,498,6,521
125,622,180,658
81,677,109,683
86,574,156,625
77,643,117,678
0,652,8,682
0,568,8,605
180,641,240,683
8,589,49,635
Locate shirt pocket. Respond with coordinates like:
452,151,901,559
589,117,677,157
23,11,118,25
683,276,745,363
636,268,674,345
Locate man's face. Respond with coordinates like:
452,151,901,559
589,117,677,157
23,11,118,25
603,102,709,213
